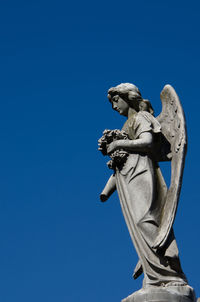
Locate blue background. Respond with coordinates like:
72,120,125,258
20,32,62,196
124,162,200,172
0,0,199,301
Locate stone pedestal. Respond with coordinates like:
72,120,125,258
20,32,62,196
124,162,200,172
122,285,196,302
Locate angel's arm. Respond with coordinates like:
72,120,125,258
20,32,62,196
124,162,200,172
100,174,116,202
107,132,153,154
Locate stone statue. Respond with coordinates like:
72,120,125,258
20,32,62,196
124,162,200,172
98,83,196,302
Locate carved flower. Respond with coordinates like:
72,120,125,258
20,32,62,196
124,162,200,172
98,129,129,170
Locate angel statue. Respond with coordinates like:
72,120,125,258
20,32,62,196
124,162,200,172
98,83,196,302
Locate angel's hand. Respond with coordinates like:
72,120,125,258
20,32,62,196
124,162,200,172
98,140,107,155
98,143,103,151
107,140,123,154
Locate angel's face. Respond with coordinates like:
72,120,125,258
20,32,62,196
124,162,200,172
111,95,129,116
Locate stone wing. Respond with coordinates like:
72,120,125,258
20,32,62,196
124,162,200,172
153,84,187,248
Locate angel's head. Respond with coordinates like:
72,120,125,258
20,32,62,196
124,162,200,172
107,83,155,117
107,83,143,116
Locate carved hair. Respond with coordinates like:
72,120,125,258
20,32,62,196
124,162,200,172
107,83,155,114
107,83,143,111
140,99,154,115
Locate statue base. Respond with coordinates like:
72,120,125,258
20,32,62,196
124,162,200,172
121,284,196,302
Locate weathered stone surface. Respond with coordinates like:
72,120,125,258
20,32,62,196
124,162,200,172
98,83,196,301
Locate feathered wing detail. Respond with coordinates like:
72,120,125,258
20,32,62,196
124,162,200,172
153,84,187,249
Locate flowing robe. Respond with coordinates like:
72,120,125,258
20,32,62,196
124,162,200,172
115,111,187,287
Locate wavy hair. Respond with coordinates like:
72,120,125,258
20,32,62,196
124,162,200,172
107,83,154,114
107,83,143,111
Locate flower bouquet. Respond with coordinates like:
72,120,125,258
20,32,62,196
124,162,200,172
98,129,129,170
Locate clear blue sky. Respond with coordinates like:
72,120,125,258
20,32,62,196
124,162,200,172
0,0,199,301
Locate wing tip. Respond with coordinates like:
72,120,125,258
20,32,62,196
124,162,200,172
163,84,172,89
161,84,174,96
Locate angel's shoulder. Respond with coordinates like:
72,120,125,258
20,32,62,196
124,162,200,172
137,111,153,121
136,111,159,126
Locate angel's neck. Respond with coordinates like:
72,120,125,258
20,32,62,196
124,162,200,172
128,107,137,119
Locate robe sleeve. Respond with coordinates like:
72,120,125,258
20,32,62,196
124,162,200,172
134,112,161,139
